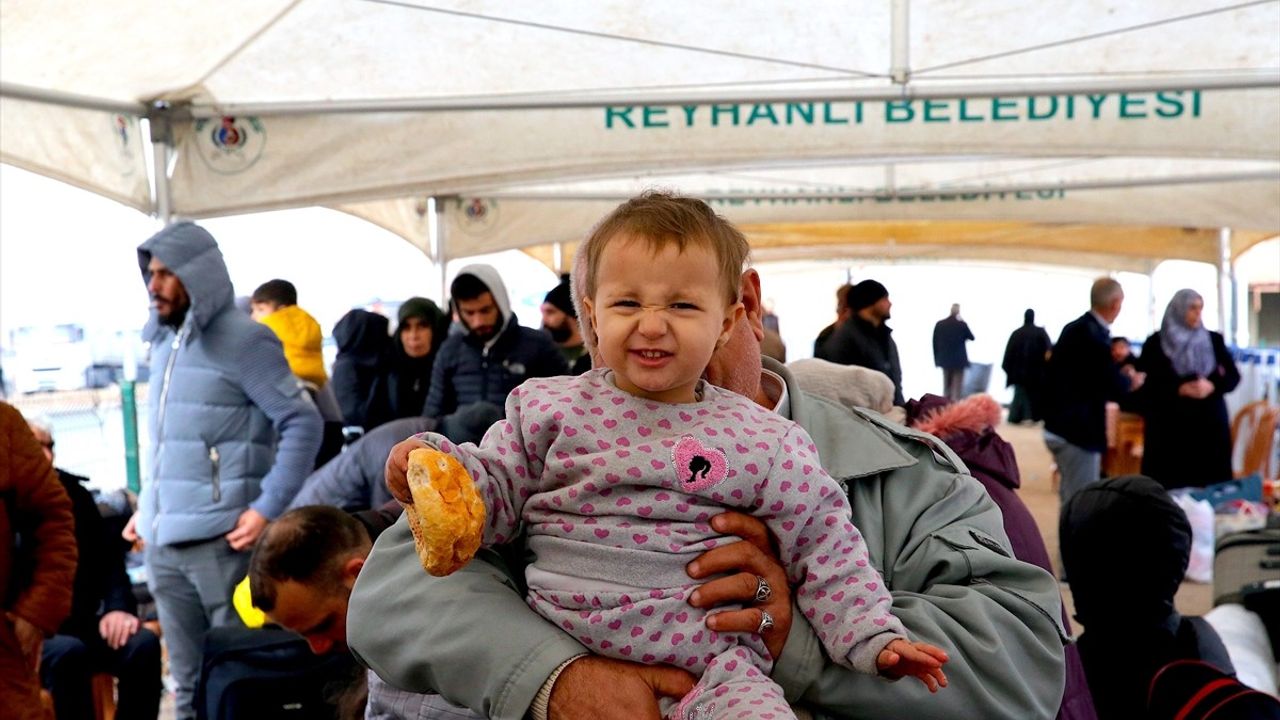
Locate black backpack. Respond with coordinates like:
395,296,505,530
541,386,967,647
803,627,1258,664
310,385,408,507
1148,659,1280,719
195,626,359,720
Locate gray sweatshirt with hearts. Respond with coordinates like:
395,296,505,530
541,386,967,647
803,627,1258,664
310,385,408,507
419,369,906,677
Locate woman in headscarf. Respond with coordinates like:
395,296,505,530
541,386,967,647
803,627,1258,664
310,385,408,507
385,297,449,420
1136,289,1240,488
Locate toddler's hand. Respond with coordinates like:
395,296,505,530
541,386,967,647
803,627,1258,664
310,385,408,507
386,436,430,503
876,638,949,693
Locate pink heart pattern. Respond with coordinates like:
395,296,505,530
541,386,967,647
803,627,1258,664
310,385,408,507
672,435,729,492
464,373,902,701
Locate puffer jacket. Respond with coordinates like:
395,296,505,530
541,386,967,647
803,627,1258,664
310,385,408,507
138,222,323,546
259,304,328,387
424,265,567,418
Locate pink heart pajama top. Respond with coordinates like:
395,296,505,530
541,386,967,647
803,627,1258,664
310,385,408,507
418,369,906,720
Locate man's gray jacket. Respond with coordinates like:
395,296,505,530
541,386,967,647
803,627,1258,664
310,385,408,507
137,222,323,546
348,359,1066,719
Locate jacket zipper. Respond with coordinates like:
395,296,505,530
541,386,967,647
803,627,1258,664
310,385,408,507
210,446,222,502
151,323,187,530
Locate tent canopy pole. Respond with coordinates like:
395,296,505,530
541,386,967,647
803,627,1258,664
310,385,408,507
148,102,174,224
890,0,910,85
1218,227,1236,344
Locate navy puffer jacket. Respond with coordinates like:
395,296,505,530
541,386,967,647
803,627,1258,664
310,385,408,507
424,265,567,418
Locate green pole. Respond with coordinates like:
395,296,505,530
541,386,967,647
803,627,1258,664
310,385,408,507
121,380,141,494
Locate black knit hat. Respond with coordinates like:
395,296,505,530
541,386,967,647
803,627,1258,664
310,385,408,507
849,279,889,310
543,276,576,319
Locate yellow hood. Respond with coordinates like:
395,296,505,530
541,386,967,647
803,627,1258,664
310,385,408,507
259,304,327,386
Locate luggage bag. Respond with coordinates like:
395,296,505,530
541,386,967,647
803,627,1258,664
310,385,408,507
1213,527,1280,605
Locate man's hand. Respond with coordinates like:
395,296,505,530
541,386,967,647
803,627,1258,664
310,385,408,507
7,613,43,671
122,511,140,544
877,638,949,693
548,656,695,720
225,508,268,550
99,611,141,650
386,437,430,504
686,511,792,660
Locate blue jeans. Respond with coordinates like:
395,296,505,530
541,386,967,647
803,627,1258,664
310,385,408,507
145,538,248,720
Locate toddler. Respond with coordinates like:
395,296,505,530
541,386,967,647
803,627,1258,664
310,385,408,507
394,193,947,720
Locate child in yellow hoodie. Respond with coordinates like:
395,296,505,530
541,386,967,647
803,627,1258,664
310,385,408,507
251,279,328,388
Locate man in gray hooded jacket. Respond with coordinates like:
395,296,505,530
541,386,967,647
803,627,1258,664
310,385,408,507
424,264,568,418
123,222,323,719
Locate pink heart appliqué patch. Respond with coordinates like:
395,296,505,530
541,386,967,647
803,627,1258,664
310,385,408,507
672,435,729,492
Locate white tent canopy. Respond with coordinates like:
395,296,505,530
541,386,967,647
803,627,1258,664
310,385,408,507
2,0,1279,267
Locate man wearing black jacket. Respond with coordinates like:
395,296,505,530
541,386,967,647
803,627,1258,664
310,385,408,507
1041,278,1145,506
425,264,567,418
819,279,904,405
30,421,161,720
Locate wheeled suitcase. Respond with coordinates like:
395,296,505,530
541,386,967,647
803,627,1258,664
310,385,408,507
1213,528,1280,605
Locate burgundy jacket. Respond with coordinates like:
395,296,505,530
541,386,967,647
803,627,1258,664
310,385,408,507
908,393,1097,720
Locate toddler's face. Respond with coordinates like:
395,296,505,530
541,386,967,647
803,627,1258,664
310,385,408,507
585,235,742,404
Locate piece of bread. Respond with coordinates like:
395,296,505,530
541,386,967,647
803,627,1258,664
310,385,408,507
402,447,486,576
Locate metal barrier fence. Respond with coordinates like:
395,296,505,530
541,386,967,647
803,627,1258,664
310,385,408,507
8,382,149,494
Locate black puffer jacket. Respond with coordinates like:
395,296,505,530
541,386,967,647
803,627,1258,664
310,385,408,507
424,266,567,418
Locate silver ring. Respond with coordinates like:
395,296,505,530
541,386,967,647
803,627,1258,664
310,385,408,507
754,575,772,603
757,610,775,634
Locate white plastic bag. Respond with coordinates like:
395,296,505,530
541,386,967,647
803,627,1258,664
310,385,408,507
1171,490,1215,584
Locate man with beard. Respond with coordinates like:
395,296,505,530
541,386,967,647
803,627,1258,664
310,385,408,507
541,276,590,375
819,279,904,405
122,222,323,720
425,264,568,418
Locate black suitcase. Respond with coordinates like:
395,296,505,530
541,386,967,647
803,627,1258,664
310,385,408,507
195,626,358,720
1213,528,1280,605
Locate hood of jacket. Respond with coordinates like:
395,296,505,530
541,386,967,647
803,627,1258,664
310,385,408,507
334,309,390,365
138,222,234,341
261,305,327,386
453,264,513,339
907,393,1021,491
261,305,323,352
1060,474,1190,629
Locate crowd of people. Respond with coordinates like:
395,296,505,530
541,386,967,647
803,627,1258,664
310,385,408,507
2,193,1273,720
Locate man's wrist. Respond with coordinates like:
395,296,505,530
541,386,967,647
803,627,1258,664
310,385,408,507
530,653,588,720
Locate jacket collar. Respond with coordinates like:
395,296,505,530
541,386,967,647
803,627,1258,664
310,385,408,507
768,357,915,480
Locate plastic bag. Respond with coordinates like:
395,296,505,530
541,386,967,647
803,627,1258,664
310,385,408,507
1171,490,1215,584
